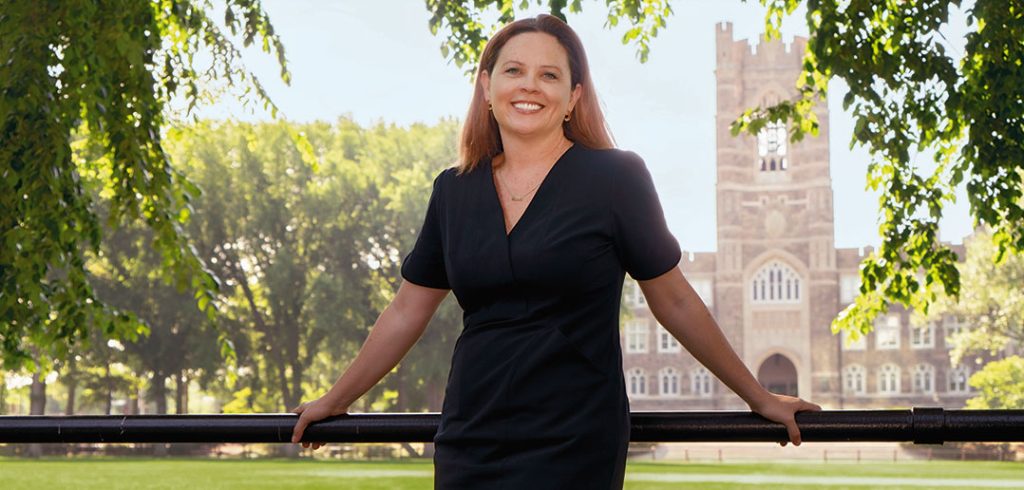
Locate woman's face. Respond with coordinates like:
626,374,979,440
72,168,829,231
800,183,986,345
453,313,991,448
481,32,582,143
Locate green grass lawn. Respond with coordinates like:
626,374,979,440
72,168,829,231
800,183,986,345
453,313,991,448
0,458,1022,489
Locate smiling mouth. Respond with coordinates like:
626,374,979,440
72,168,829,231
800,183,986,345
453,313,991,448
512,102,544,112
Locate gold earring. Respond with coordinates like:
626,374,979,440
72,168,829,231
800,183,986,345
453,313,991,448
488,103,493,112
564,111,571,122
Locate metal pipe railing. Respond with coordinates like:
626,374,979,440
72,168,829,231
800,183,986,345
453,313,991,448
1,408,1022,444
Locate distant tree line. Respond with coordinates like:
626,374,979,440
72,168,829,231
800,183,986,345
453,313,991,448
1,118,463,420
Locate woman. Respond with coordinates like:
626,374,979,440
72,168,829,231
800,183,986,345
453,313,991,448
291,14,820,489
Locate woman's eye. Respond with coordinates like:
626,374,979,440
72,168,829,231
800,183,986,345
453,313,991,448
543,72,558,80
504,67,520,74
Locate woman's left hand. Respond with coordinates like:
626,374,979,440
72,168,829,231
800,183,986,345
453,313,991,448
750,393,822,446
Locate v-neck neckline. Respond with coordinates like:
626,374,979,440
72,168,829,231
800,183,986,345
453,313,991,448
488,144,575,239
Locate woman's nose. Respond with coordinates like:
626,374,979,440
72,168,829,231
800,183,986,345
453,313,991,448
519,75,540,92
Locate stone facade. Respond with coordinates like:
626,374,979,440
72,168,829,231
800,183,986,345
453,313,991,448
620,23,979,410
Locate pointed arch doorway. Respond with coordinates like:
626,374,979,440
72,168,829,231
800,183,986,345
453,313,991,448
757,353,798,397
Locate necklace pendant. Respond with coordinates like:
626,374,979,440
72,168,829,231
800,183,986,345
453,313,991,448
511,195,525,202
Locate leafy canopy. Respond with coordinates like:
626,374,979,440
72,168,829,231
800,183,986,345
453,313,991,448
0,0,287,369
426,0,673,69
737,0,1024,339
920,229,1024,364
965,355,1024,409
919,229,1024,408
425,0,1024,337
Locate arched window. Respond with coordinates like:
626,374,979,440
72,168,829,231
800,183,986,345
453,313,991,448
692,367,712,397
757,120,787,172
660,367,679,396
624,320,648,353
658,324,681,353
948,365,971,393
751,261,801,304
913,363,935,394
878,363,901,395
875,314,901,350
911,322,935,349
628,368,647,396
843,364,866,395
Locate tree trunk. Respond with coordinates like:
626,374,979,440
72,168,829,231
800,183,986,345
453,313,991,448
30,372,46,414
64,356,77,415
65,380,77,415
128,385,139,415
276,361,291,413
395,366,409,412
287,360,303,413
400,442,421,458
175,371,188,414
0,378,7,415
103,363,113,415
152,372,169,457
153,372,168,415
28,371,47,458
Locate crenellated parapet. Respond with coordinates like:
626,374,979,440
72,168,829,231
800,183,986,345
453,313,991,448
715,22,806,75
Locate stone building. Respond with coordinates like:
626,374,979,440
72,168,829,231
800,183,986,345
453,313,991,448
620,23,976,410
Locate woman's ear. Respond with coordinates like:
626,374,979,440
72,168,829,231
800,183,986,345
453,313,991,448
569,83,582,113
480,70,491,101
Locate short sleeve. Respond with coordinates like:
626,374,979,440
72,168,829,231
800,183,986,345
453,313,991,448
401,170,450,289
611,152,681,280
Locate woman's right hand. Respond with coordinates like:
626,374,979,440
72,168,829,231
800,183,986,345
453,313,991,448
290,397,348,450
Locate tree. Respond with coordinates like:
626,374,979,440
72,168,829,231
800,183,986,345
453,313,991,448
164,121,351,413
425,0,1024,339
87,216,222,415
1,0,287,368
351,121,463,414
425,0,672,70
743,0,1024,340
921,229,1024,365
163,118,463,416
965,356,1024,409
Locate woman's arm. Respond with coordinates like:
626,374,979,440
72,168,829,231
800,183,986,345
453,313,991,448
290,280,449,447
638,266,821,445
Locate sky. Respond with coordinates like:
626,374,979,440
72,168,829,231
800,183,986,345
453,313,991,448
200,0,974,253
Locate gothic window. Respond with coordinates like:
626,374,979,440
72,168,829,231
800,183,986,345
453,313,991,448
841,329,867,351
875,314,901,350
911,322,935,349
623,278,646,307
757,121,788,172
659,367,680,396
625,320,648,353
944,315,967,348
839,273,860,304
751,261,801,304
692,367,712,397
842,364,866,395
948,365,971,393
628,367,647,396
912,363,935,394
658,324,681,353
878,363,901,394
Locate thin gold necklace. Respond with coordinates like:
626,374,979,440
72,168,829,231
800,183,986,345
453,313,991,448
496,168,543,201
496,143,571,201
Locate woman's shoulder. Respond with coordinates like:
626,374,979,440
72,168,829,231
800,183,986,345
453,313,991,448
573,145,648,176
431,165,461,187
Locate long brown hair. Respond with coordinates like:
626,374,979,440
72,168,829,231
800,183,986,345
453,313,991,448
457,14,614,173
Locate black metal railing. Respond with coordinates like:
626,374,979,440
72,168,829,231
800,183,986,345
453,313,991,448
2,408,1023,444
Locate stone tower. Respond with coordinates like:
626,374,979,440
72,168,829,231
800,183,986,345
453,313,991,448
620,23,980,413
713,22,841,405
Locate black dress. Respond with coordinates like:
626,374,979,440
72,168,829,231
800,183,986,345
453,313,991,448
401,145,680,489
